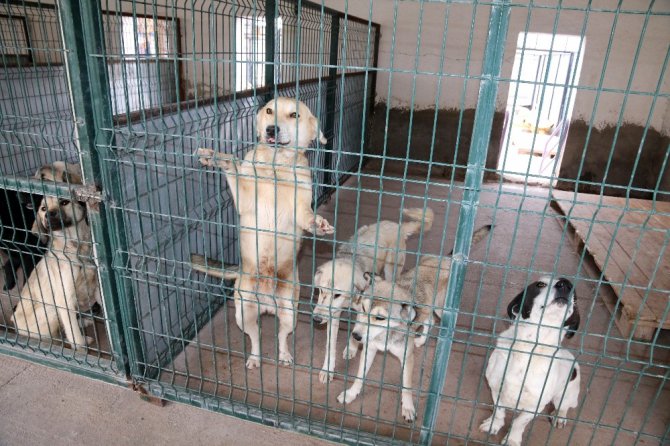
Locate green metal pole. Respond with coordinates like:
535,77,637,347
265,0,276,102
323,12,341,191
419,1,511,443
58,0,136,377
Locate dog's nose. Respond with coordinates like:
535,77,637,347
265,125,279,137
313,314,323,324
352,332,362,342
555,278,572,290
47,209,59,218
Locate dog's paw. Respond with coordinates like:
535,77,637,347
308,215,335,236
246,356,261,369
414,335,427,348
551,412,568,428
501,434,521,446
319,369,334,383
402,404,416,423
198,148,235,171
337,388,359,405
479,415,502,435
278,350,293,366
197,148,215,166
342,344,358,360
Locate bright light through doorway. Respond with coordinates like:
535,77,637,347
498,32,585,185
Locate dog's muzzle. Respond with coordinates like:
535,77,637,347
312,314,325,325
553,278,573,305
265,125,288,145
46,212,67,230
352,332,363,342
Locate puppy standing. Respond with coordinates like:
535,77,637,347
195,98,333,368
337,225,492,421
480,277,581,446
12,162,100,349
312,207,434,383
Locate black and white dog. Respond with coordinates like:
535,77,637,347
480,277,581,446
0,189,46,291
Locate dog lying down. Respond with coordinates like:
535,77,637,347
312,207,434,383
12,162,101,350
338,224,492,422
480,277,581,446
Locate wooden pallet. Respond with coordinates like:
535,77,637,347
552,190,670,341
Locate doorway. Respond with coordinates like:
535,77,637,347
498,32,585,184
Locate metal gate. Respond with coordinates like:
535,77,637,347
1,0,668,445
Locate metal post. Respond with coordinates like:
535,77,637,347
419,1,511,444
265,0,276,102
323,13,340,190
57,0,136,377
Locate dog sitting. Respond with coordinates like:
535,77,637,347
194,97,334,369
480,276,581,446
0,189,46,290
11,162,100,349
312,207,434,383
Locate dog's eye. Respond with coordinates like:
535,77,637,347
333,293,341,299
40,206,46,212
374,315,386,321
289,112,299,118
59,199,70,206
537,282,547,288
266,108,273,115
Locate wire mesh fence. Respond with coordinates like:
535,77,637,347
0,0,126,380
0,0,668,445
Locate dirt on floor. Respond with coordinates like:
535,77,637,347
367,105,670,200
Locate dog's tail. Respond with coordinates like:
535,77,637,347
399,207,434,240
190,254,240,280
446,224,493,256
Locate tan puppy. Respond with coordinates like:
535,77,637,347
195,97,333,368
339,278,417,422
312,207,434,383
12,162,100,350
337,225,493,422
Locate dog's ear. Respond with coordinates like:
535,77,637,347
309,116,327,145
564,304,580,339
507,289,531,319
313,270,322,287
62,169,83,185
400,304,417,322
354,270,369,292
30,210,49,243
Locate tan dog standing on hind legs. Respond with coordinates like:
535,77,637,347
194,97,334,369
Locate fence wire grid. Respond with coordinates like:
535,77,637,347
0,0,668,445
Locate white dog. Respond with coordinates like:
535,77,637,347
12,162,100,350
194,97,333,368
480,276,581,446
335,225,492,421
337,278,417,422
311,207,434,383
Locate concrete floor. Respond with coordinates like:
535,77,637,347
167,174,670,444
0,354,329,446
1,172,668,445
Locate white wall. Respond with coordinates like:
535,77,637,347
325,0,670,132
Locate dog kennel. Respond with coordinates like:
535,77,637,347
0,0,668,444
